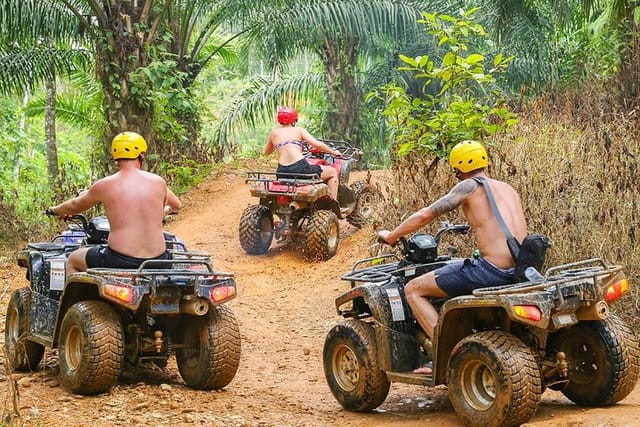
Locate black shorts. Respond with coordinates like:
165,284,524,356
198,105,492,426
86,246,172,269
435,257,516,297
276,158,322,179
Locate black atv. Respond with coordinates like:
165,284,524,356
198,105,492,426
323,221,639,426
5,214,241,395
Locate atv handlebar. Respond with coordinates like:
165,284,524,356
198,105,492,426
377,221,470,248
313,138,363,161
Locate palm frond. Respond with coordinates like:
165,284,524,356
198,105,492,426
0,45,92,96
213,73,325,145
0,0,87,43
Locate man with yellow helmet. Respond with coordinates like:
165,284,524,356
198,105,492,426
377,140,528,374
47,131,182,273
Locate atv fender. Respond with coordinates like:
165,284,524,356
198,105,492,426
52,276,104,347
314,197,341,217
433,293,555,383
334,278,421,373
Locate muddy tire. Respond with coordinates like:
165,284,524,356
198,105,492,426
239,205,274,255
448,331,542,427
306,210,339,260
176,305,241,390
346,181,378,228
59,301,124,395
548,315,639,406
5,288,45,371
323,320,390,412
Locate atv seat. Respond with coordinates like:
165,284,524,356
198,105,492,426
28,242,68,252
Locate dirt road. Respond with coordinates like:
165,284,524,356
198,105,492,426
1,164,639,426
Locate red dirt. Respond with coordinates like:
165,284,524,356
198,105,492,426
1,163,639,426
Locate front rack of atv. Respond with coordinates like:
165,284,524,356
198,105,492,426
340,253,439,284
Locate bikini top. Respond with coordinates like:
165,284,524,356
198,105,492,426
274,140,306,150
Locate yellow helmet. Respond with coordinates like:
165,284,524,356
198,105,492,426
111,132,147,160
449,140,488,173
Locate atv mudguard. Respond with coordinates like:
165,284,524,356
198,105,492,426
334,278,422,373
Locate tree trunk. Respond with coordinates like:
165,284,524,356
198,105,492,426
316,36,362,146
13,92,30,181
93,1,155,173
44,74,59,187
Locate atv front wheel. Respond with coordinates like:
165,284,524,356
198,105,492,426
176,305,241,390
448,331,542,427
59,301,124,394
323,320,390,412
548,315,639,406
239,205,274,255
306,210,339,260
346,180,379,228
5,288,45,371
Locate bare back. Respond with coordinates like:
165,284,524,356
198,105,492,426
89,166,168,258
461,178,527,269
264,126,321,165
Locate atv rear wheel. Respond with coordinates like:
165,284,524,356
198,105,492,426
306,210,339,260
176,305,241,390
548,315,639,406
59,301,124,394
448,331,542,427
239,205,274,255
323,320,390,412
5,288,45,371
346,181,378,228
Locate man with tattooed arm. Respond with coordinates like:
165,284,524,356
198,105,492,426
377,140,528,374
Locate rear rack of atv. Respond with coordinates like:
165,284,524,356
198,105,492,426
86,253,234,280
246,171,325,196
473,258,624,300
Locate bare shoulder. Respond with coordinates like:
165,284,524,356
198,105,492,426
450,178,480,196
141,169,165,182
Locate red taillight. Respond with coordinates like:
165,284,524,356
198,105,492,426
605,279,629,302
210,285,236,303
103,283,134,304
514,305,542,322
277,195,292,205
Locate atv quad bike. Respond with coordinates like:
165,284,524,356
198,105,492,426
323,222,639,427
5,213,241,395
239,139,376,260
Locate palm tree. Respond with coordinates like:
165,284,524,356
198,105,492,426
0,0,260,169
216,0,453,148
478,0,640,103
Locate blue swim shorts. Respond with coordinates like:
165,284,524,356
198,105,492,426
434,257,516,297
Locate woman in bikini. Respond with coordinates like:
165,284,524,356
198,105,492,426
264,106,341,200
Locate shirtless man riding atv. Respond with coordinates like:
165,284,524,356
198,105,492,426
377,140,528,373
47,131,182,274
264,106,342,200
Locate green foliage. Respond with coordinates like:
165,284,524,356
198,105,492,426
372,8,518,159
158,156,212,195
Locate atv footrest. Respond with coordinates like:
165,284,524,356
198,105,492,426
386,371,433,386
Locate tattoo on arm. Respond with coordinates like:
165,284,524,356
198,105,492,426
430,179,478,216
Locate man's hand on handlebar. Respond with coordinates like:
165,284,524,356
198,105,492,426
376,230,397,245
45,207,71,220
